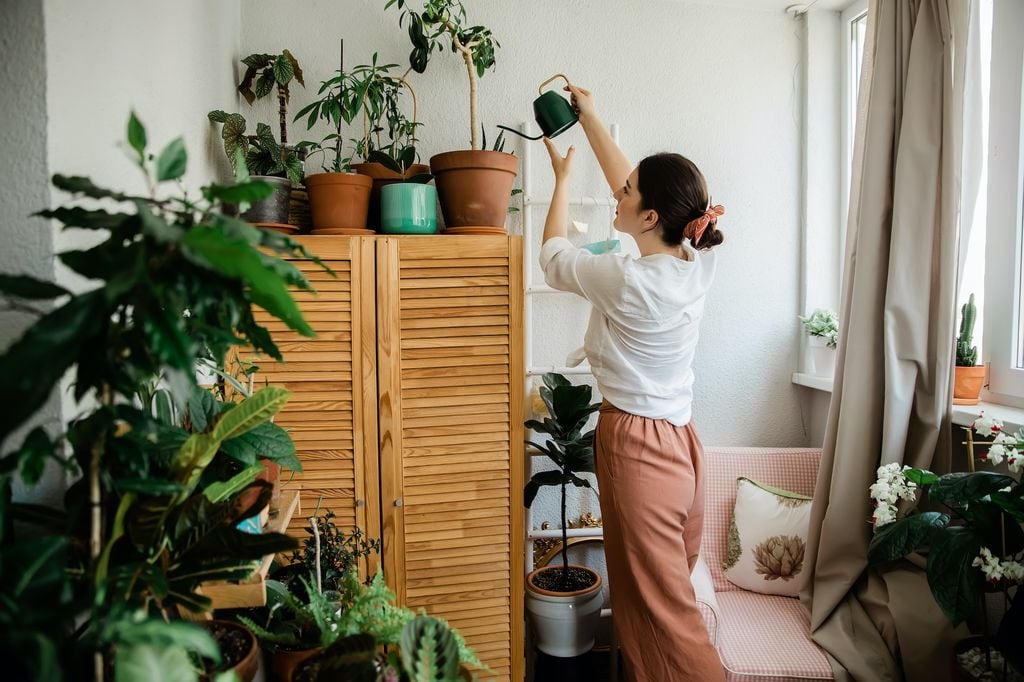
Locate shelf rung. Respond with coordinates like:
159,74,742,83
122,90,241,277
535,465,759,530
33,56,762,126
526,366,592,376
524,196,615,207
528,527,604,539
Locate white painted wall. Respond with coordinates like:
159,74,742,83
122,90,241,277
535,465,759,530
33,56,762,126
240,0,811,525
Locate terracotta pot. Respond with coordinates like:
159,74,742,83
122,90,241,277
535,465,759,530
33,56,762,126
271,646,321,682
202,620,259,682
304,172,372,232
257,458,281,513
954,365,986,405
350,162,431,230
429,150,518,229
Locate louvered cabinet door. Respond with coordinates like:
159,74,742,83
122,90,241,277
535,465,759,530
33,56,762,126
377,236,524,681
247,237,380,561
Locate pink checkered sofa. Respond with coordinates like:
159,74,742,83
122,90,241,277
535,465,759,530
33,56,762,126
692,447,834,681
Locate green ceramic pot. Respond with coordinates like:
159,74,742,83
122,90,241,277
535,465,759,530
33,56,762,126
380,183,438,235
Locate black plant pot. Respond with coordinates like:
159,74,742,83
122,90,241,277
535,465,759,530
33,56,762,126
241,175,292,226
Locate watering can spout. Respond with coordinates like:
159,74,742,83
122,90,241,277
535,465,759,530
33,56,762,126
498,73,578,142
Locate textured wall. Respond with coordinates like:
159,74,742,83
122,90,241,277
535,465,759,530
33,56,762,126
240,0,811,528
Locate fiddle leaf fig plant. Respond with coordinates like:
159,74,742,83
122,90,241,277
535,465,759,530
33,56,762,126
523,373,601,589
387,0,500,150
0,111,324,679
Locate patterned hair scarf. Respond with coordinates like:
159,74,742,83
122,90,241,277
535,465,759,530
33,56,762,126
684,200,725,245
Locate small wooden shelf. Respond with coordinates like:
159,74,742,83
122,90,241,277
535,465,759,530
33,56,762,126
200,489,301,611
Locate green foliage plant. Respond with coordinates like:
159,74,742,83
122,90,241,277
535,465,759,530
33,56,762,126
523,373,601,590
956,293,979,367
237,50,305,146
0,111,327,680
387,0,501,150
207,111,304,185
867,415,1023,673
799,308,839,349
280,506,382,594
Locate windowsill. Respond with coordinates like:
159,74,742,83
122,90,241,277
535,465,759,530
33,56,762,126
791,373,1024,433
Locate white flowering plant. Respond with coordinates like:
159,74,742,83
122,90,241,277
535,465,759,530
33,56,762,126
867,415,1024,673
799,309,839,348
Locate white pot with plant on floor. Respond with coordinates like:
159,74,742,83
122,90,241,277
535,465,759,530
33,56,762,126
524,373,605,658
800,309,839,378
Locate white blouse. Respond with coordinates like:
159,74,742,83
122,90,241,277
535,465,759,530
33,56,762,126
539,236,716,426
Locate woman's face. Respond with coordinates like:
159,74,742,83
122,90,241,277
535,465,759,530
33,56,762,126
612,167,657,235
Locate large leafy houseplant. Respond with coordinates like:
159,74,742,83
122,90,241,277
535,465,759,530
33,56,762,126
523,373,601,589
208,111,305,186
237,50,305,147
0,112,325,680
868,415,1024,676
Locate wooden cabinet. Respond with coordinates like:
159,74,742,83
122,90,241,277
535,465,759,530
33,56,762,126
249,235,524,681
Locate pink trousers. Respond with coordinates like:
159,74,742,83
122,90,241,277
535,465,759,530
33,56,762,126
594,402,725,682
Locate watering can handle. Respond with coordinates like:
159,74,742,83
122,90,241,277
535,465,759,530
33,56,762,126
538,73,572,96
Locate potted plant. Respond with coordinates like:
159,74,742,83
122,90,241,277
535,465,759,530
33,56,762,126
799,308,839,378
0,112,321,679
294,49,373,234
955,294,986,405
523,373,604,657
274,504,382,593
331,53,435,232
867,414,1023,680
388,0,518,230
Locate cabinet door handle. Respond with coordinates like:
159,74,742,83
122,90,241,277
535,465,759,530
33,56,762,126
394,498,404,507
355,499,365,508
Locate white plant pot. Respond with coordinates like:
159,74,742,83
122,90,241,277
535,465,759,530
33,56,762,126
808,336,836,378
526,565,604,657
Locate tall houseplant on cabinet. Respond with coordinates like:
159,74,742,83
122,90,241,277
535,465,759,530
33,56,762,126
211,49,306,227
955,294,986,405
294,44,374,235
0,113,327,681
388,0,518,231
523,373,604,658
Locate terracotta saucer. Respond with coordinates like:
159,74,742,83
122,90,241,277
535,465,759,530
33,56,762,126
254,222,300,234
310,227,376,235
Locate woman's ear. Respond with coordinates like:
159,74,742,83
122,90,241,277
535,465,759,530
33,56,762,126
642,209,660,230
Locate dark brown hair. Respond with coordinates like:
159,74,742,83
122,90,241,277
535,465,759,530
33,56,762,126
636,153,724,251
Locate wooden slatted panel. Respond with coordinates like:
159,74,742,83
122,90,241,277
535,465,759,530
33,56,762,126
246,237,379,564
378,236,524,682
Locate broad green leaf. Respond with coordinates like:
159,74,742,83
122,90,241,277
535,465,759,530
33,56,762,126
241,53,274,68
112,617,220,661
203,463,265,503
155,137,187,182
180,226,314,337
114,643,199,682
220,421,300,471
272,53,294,85
0,274,68,300
207,109,229,123
868,511,950,565
203,180,274,206
187,385,219,432
255,69,276,99
284,49,304,86
929,471,1018,506
114,478,189,495
142,306,194,372
903,468,939,486
10,428,57,485
127,111,147,161
212,386,291,443
926,526,984,625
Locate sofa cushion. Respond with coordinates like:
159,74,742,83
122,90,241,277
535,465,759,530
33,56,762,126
723,478,812,597
715,591,833,681
702,447,821,592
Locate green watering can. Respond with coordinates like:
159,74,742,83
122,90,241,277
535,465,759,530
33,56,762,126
498,74,578,141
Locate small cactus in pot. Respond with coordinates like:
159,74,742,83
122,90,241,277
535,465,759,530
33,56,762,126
956,293,979,367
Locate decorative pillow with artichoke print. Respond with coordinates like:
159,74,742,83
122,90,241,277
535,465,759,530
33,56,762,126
723,477,812,597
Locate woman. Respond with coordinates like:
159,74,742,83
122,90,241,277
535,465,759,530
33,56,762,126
539,83,726,682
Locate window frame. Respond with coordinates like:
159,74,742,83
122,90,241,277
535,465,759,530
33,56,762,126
840,0,868,243
983,0,1024,406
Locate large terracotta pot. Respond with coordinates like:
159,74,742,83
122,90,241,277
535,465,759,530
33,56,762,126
350,162,431,230
304,172,372,232
954,365,986,405
429,150,518,229
271,646,321,682
525,564,603,657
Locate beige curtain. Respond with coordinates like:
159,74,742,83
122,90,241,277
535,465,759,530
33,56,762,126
801,1,973,680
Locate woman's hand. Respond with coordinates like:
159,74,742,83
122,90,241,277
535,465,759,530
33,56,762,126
543,137,575,183
564,83,596,120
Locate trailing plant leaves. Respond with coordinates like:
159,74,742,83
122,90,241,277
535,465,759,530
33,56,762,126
867,511,949,565
926,525,984,625
50,174,128,200
928,471,1018,506
0,273,68,300
220,421,301,472
127,111,147,161
155,137,187,182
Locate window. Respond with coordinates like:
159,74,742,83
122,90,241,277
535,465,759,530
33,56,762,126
840,1,868,238
984,0,1024,404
